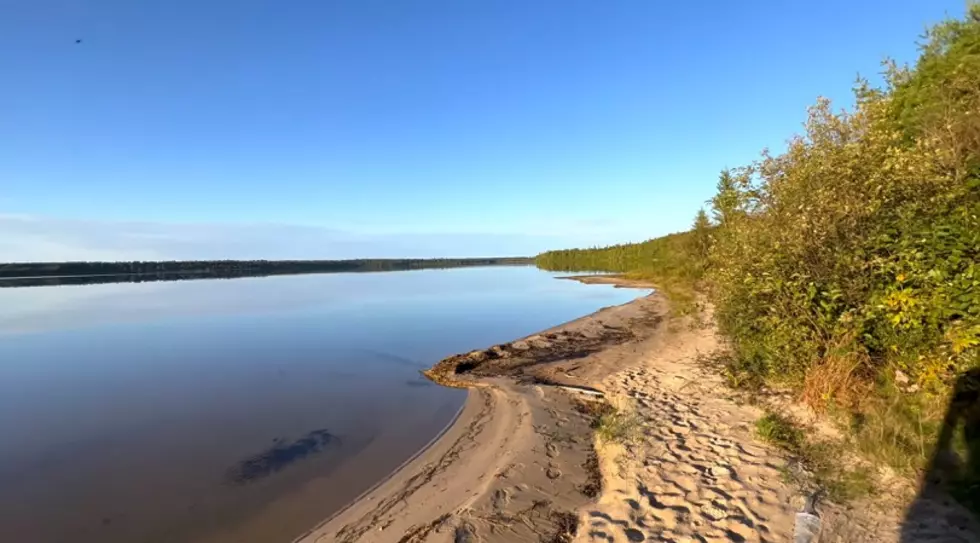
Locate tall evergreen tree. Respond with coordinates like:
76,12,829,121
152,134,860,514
691,208,712,263
709,169,740,227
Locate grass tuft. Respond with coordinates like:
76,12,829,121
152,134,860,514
755,411,874,503
575,398,642,444
592,406,642,444
755,412,806,452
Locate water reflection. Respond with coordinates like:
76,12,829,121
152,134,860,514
0,267,646,543
0,267,604,336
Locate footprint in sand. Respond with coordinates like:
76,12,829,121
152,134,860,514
623,527,646,541
700,501,729,521
491,488,510,511
709,464,736,479
546,442,560,458
587,530,613,542
571,309,838,542
454,522,480,543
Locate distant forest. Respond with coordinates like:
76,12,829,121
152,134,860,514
0,257,533,287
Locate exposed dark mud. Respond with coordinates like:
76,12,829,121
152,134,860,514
424,285,663,390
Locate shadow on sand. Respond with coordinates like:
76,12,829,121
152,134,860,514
900,368,980,541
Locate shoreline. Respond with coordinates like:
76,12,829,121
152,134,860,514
296,275,665,543
291,394,471,541
296,274,980,543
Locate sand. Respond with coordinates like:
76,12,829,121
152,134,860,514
296,276,980,543
296,279,667,543
580,303,799,542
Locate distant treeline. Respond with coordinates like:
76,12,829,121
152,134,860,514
0,257,533,287
534,230,706,278
535,229,709,307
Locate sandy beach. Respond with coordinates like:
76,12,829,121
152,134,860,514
296,276,980,543
295,277,665,543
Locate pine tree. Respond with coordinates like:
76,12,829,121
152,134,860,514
691,208,712,264
710,169,740,227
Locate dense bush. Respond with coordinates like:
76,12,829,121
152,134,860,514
711,8,980,396
536,8,980,485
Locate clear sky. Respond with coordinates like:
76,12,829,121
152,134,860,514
0,0,967,261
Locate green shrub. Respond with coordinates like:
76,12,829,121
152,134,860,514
592,406,641,444
707,6,979,467
535,7,980,512
756,412,806,452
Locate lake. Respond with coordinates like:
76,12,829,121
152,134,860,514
0,266,646,543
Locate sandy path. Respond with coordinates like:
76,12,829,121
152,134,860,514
579,302,980,543
580,317,798,543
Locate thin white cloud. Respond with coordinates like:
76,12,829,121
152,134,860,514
0,214,574,262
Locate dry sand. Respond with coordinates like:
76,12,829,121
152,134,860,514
296,276,980,543
581,299,810,543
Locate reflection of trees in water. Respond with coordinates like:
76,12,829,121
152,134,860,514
901,368,980,541
225,429,340,485
0,258,534,288
0,272,241,288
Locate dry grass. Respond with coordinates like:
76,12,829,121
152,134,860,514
573,398,616,419
800,350,873,412
848,387,944,475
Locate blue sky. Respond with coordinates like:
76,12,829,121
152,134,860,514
0,0,966,261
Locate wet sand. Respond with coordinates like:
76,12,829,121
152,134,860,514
297,275,980,543
296,277,668,542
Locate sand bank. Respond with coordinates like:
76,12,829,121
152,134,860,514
297,276,980,542
295,278,665,542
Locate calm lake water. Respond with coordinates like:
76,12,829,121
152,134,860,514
0,266,646,543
